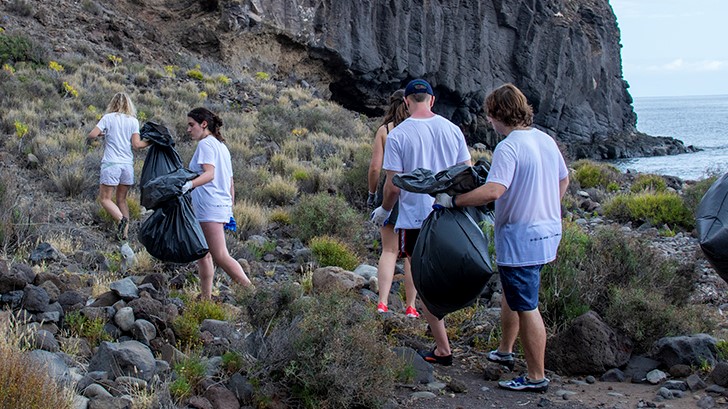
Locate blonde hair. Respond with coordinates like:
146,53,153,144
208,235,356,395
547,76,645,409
106,92,137,117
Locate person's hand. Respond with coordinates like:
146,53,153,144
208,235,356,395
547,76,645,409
366,192,376,208
181,181,193,194
369,206,391,227
434,193,454,208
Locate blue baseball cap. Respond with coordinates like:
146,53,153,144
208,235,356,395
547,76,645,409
404,79,434,97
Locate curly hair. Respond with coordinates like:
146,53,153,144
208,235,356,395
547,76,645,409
485,83,533,127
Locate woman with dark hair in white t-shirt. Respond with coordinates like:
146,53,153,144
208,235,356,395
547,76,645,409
87,92,149,241
183,107,253,299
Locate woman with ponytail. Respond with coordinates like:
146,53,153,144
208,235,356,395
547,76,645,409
185,107,252,299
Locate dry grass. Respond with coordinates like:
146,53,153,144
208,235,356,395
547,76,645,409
233,200,269,236
259,174,298,206
0,312,73,409
44,233,80,255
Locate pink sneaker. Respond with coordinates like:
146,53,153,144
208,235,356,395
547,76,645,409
405,306,420,318
377,302,388,313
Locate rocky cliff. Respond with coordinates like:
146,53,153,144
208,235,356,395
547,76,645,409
214,0,690,159
1,0,690,159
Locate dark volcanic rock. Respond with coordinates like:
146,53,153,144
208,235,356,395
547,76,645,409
216,0,689,159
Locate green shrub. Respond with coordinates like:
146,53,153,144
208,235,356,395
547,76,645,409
168,377,192,400
173,355,206,389
309,236,359,271
0,33,46,65
221,351,244,374
250,292,396,408
235,281,302,330
173,299,229,349
339,144,372,209
572,159,620,189
630,174,667,193
541,224,701,339
683,175,719,215
603,192,694,229
64,311,112,346
540,222,593,329
292,193,363,242
605,287,712,353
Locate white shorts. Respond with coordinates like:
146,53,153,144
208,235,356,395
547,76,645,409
193,202,232,223
100,163,134,186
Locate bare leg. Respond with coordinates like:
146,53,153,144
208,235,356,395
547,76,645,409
201,222,251,288
116,184,131,238
197,252,215,299
403,257,417,309
99,184,122,221
498,295,520,353
422,302,451,356
519,308,547,380
376,224,399,307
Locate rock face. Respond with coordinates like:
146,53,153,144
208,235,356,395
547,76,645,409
0,0,690,159
215,0,690,159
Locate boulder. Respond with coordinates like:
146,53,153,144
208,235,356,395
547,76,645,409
546,311,632,375
88,341,157,381
312,266,366,293
650,334,718,369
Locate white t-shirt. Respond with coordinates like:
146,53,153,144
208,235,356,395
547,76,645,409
96,113,140,165
486,128,568,267
382,115,471,229
189,136,234,222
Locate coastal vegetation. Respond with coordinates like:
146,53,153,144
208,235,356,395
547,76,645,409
0,28,725,407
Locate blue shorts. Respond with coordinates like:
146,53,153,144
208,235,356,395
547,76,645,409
498,264,544,312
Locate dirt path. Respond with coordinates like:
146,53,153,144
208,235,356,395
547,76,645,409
394,357,712,409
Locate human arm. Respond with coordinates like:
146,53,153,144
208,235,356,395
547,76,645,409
367,125,387,194
187,163,215,190
131,132,150,150
381,169,401,212
559,175,569,199
448,181,506,208
88,126,102,139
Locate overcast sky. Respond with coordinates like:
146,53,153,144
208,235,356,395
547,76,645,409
610,0,728,97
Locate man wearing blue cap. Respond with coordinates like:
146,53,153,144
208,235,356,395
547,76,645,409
370,79,471,366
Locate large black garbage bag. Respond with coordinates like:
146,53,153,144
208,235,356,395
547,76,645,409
139,122,184,207
696,172,728,282
141,168,198,210
140,121,175,147
139,194,209,263
392,159,490,196
411,206,494,319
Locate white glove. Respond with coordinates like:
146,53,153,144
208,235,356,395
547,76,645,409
434,193,454,208
182,181,193,194
369,206,392,227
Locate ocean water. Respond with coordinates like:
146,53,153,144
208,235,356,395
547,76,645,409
612,94,728,181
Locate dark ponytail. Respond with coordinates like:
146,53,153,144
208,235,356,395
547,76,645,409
188,107,225,142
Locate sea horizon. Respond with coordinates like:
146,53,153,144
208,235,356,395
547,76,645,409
612,94,728,180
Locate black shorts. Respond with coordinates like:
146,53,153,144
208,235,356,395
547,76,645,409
399,229,421,258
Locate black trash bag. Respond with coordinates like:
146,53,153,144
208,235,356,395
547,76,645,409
392,159,491,196
141,168,198,210
696,172,728,282
139,122,184,208
140,121,175,147
139,194,209,263
411,206,494,320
